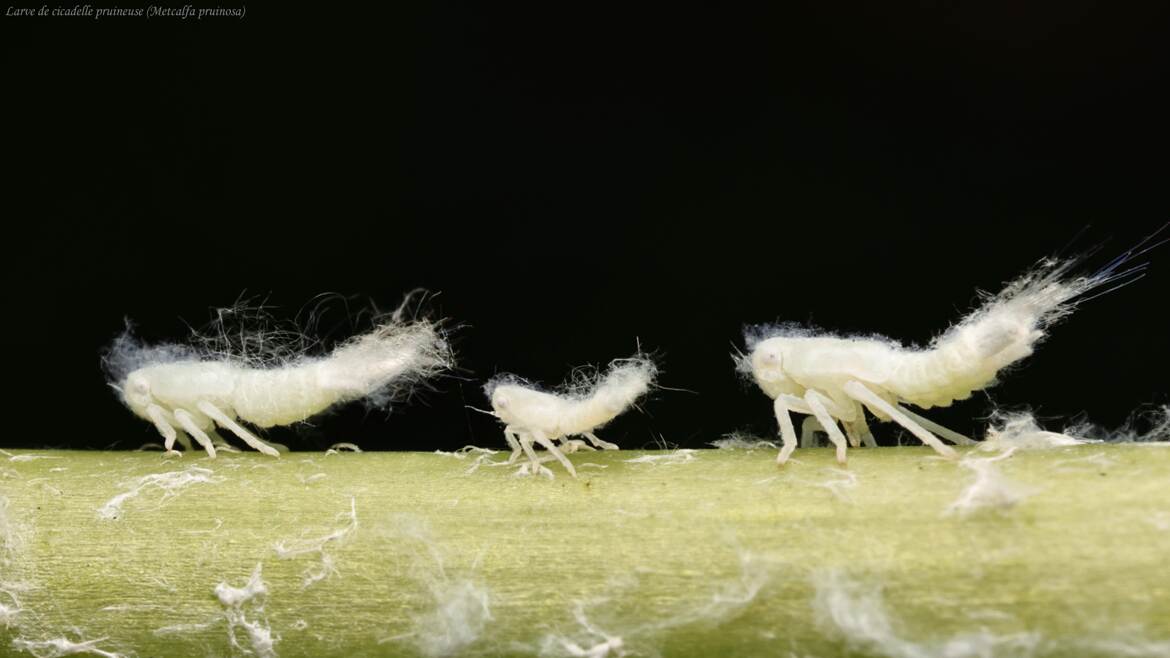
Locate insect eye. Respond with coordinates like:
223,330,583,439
125,375,150,397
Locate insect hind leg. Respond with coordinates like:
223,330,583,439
895,404,974,445
583,432,620,450
208,429,242,453
842,381,957,459
196,401,281,457
558,439,595,454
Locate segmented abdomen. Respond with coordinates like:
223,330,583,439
231,363,343,427
888,322,1037,408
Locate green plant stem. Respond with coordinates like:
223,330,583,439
2,445,1169,657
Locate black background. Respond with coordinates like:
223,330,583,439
4,3,1168,452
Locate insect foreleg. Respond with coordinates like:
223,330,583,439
516,430,545,469
776,393,857,422
778,394,857,447
776,395,813,415
172,409,218,458
503,426,523,464
195,401,281,457
894,404,974,445
530,429,577,478
145,404,183,455
773,397,799,466
842,381,957,459
804,390,849,464
583,432,619,450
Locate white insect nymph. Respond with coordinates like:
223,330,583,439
486,354,657,477
104,299,452,457
741,235,1163,466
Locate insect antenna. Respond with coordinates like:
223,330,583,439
464,405,498,417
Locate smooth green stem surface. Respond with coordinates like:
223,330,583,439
2,445,1169,657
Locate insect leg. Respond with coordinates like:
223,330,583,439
195,401,281,457
774,395,832,447
772,397,799,465
173,431,194,452
841,421,860,448
172,409,218,458
559,439,594,454
776,394,813,414
583,432,620,450
837,403,869,448
844,409,878,448
164,425,195,452
780,393,859,422
530,429,577,478
857,408,877,447
842,382,957,459
145,404,183,456
805,391,849,464
801,416,825,448
503,426,523,463
515,430,544,469
895,405,974,445
208,429,242,453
